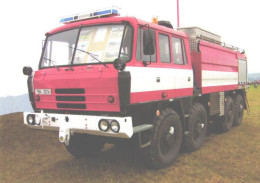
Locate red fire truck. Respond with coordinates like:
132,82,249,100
23,8,248,168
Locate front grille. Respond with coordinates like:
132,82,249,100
56,96,86,101
57,103,86,109
55,88,85,94
55,88,86,109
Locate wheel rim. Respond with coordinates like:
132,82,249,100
228,104,234,122
160,125,176,155
238,103,244,120
193,120,205,141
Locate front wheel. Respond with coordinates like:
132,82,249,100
146,108,182,169
65,134,105,158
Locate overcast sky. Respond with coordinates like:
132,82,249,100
0,0,259,97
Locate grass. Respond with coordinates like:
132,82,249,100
0,86,260,183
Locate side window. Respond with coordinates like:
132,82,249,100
136,29,141,61
136,28,156,62
159,34,171,63
172,37,187,65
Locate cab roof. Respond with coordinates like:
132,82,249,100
47,16,188,38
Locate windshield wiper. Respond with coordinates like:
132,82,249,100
43,58,60,71
69,46,108,68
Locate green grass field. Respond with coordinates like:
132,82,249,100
1,86,260,183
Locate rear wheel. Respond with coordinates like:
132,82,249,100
184,103,207,152
65,134,105,158
146,108,182,169
233,94,244,126
219,96,234,132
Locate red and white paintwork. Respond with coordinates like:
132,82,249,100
31,16,246,113
126,66,193,103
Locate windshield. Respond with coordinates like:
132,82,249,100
40,24,133,68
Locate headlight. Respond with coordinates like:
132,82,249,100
98,119,109,132
110,120,120,133
27,114,35,125
35,115,41,125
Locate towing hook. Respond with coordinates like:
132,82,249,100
59,126,70,145
59,136,65,143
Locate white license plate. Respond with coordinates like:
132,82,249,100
35,89,52,95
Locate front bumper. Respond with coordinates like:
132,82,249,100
23,112,133,140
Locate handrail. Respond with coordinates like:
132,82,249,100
196,34,245,54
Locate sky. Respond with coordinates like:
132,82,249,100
0,0,259,97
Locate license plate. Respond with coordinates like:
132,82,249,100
35,89,52,95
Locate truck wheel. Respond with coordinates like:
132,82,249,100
233,94,244,126
65,134,105,158
146,108,182,169
184,103,207,152
219,96,234,132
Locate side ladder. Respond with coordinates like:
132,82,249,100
242,89,250,115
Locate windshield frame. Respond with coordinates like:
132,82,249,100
39,23,134,70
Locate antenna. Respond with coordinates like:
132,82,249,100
177,0,180,28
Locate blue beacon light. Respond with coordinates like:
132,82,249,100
59,8,120,24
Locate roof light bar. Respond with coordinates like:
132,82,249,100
60,7,120,24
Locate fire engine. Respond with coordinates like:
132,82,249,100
23,7,249,168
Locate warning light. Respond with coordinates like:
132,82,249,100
156,110,160,116
60,7,120,24
152,16,158,24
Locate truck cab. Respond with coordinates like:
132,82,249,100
26,12,193,114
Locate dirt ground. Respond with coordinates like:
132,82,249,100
1,87,260,183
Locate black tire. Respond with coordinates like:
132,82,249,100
184,103,207,152
233,94,244,126
65,133,105,158
146,108,182,169
219,96,235,132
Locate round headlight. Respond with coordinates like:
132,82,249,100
98,119,109,132
27,114,35,125
35,115,41,125
110,120,120,133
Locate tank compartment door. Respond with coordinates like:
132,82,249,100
238,59,247,84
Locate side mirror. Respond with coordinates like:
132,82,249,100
23,66,33,76
143,29,155,55
113,58,126,71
